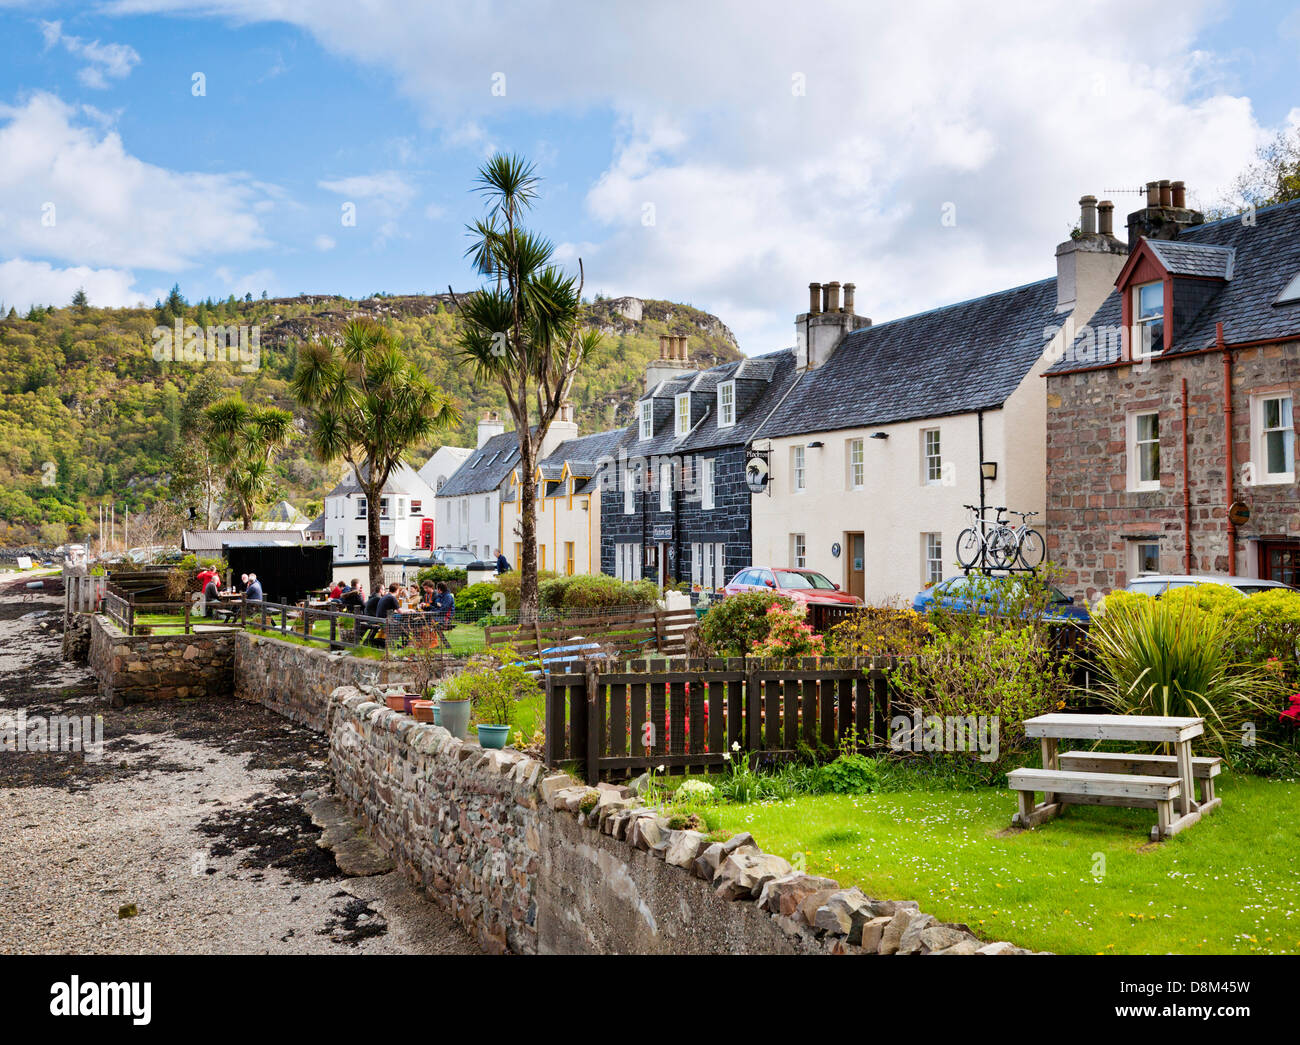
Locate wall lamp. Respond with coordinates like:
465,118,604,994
807,441,824,449
870,432,889,440
980,461,998,481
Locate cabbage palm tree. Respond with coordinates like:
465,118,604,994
203,397,295,530
293,317,459,593
454,153,601,623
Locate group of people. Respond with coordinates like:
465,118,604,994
195,567,262,618
323,577,455,647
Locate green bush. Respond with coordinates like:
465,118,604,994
826,605,931,658
539,573,660,612
696,591,793,656
493,569,557,612
440,648,544,728
454,581,500,622
416,564,467,589
814,751,880,794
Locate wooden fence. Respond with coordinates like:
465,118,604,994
65,573,108,614
545,656,900,783
485,606,695,659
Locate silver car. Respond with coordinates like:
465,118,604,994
1125,572,1297,597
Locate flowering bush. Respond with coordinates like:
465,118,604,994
675,779,717,802
750,603,825,658
826,605,931,658
696,591,793,655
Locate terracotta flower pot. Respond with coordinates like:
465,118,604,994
412,700,435,723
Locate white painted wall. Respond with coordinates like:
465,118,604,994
436,488,502,559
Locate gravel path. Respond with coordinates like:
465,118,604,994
0,580,480,956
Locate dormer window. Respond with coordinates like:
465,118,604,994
717,381,736,428
675,393,690,437
1134,281,1164,358
639,400,653,440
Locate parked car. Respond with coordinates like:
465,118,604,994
1124,572,1297,597
720,567,863,608
912,574,1090,622
432,548,481,568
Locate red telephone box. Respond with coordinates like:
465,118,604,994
418,517,435,550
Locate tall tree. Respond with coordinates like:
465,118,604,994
1215,125,1300,216
454,154,602,624
203,397,295,530
292,318,459,593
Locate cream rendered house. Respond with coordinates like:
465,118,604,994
750,196,1127,603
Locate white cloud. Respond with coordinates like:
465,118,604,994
314,233,335,251
0,92,273,271
39,20,141,89
0,258,140,311
88,1,1299,347
318,171,414,248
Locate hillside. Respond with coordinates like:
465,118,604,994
0,292,742,546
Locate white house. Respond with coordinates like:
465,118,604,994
435,407,580,560
750,195,1127,603
321,461,437,562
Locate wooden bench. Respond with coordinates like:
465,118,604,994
1057,751,1222,808
1008,767,1183,839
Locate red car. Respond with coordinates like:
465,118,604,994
721,567,862,608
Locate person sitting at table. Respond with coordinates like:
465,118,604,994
378,582,401,618
340,580,364,611
244,574,264,601
201,575,221,618
197,565,217,591
432,581,455,626
237,573,249,593
419,580,437,612
328,580,343,600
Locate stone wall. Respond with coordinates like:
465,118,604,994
233,632,422,733
326,684,1036,956
1046,341,1300,601
87,613,234,706
62,612,91,663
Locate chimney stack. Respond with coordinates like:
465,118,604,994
1127,176,1204,251
1079,195,1098,236
826,280,841,312
1098,200,1114,236
476,410,506,449
540,399,579,458
645,333,697,391
797,277,869,370
1158,179,1173,207
1146,181,1160,207
808,283,822,314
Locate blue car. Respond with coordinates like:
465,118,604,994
912,574,1090,623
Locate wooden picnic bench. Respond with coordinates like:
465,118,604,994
1009,713,1222,841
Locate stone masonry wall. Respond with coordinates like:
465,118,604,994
87,613,233,706
1046,341,1300,601
326,684,1037,956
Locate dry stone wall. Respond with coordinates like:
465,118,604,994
87,614,233,705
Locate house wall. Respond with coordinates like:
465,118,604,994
501,487,602,575
435,489,502,558
1045,340,1300,602
323,491,430,560
751,409,1036,603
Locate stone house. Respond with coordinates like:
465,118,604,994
600,335,797,590
1045,183,1300,600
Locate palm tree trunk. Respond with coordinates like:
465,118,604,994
518,442,539,625
366,480,384,596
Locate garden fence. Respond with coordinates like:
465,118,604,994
484,606,695,659
544,655,902,784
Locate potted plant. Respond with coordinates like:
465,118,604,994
438,649,542,748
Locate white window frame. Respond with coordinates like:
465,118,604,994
623,464,635,515
616,542,642,581
483,495,491,521
355,495,367,519
923,532,944,587
701,457,715,510
923,429,942,485
1127,410,1161,492
639,400,653,440
1252,393,1295,484
792,445,806,493
847,438,864,490
410,499,422,516
355,534,367,557
791,533,807,568
675,393,690,437
659,460,672,513
1133,280,1165,359
379,496,390,518
717,381,736,428
1130,539,1161,576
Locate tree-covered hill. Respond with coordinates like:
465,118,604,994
0,291,742,546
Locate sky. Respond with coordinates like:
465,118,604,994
0,0,1298,353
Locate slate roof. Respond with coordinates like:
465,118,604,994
434,429,522,497
503,426,628,501
615,349,800,457
1147,240,1236,280
757,279,1060,439
324,461,436,501
1049,197,1300,372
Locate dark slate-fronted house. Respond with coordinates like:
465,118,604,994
600,334,797,590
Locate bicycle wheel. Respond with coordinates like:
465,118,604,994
986,526,1018,568
955,527,983,569
1018,528,1046,568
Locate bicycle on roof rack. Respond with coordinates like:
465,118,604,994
955,504,1045,573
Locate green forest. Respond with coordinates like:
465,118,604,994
0,290,742,547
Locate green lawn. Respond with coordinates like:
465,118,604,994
710,772,1300,955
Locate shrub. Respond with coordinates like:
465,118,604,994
440,648,544,728
416,564,467,589
696,591,793,656
815,751,880,794
1086,592,1280,755
539,573,660,613
892,624,1071,768
454,581,501,622
826,605,931,658
493,569,557,612
750,603,825,659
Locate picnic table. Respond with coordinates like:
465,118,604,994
1009,713,1222,841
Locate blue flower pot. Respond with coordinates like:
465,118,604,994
477,724,510,750
432,704,442,727
440,698,471,739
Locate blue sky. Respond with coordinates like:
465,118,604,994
1,0,1298,351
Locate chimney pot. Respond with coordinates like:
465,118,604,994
821,283,831,313
678,335,689,360
1159,179,1173,208
826,281,841,312
658,334,670,360
1098,200,1114,236
843,282,856,314
1079,195,1098,235
1171,180,1186,208
1146,181,1160,207
808,283,821,314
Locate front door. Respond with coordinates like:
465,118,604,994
1261,541,1300,586
846,532,865,600
380,536,390,558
